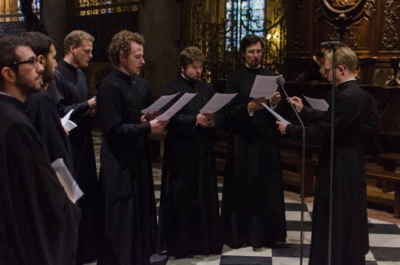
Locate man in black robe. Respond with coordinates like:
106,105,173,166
221,34,287,250
0,35,79,265
96,30,168,265
47,30,99,264
157,46,223,258
277,46,379,265
24,32,75,175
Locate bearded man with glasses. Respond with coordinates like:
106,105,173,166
0,35,80,265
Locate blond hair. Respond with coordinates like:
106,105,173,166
63,30,94,55
325,46,358,73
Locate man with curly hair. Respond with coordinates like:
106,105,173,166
96,30,168,265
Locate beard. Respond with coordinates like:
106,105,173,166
15,74,41,97
42,67,53,84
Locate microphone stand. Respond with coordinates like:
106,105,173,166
279,83,306,265
328,45,338,265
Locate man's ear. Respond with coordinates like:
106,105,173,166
70,45,76,54
119,52,126,64
1,67,16,83
37,54,45,66
338,65,345,74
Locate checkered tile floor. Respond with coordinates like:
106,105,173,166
93,130,400,265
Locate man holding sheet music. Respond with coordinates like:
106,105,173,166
276,46,379,265
0,35,79,265
96,30,168,265
221,34,287,251
157,46,225,258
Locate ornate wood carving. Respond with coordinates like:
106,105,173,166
287,0,305,51
381,0,400,51
315,0,375,41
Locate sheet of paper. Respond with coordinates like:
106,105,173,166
199,93,237,114
61,109,77,132
156,93,197,121
249,75,281,99
261,102,291,123
303,95,329,111
141,93,179,114
51,158,84,204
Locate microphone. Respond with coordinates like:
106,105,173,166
321,41,342,47
275,75,306,265
276,75,285,86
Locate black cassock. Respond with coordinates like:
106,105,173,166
26,88,75,176
285,80,379,265
157,75,223,257
97,69,157,265
47,59,98,263
0,94,80,265
221,66,287,248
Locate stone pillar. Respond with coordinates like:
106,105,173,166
41,0,67,60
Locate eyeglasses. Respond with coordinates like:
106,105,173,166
324,68,332,74
12,57,38,68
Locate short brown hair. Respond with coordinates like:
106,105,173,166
63,30,94,55
240,34,264,54
0,35,30,87
107,30,145,67
178,46,205,69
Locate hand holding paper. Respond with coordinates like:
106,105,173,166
61,109,77,132
249,75,282,99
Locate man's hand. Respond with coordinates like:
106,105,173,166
270,92,282,107
145,111,158,121
276,121,289,135
150,119,169,134
88,96,97,117
248,97,267,112
197,113,213,128
288,96,303,113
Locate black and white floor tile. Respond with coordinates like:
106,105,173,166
92,130,400,265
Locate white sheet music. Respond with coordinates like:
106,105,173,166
303,95,329,111
156,93,197,121
249,75,281,99
51,158,84,204
141,93,179,114
61,109,77,132
199,93,237,114
261,102,290,123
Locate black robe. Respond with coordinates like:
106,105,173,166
97,69,157,265
285,80,379,265
157,76,223,257
47,59,98,264
26,88,75,176
221,65,287,248
0,94,80,265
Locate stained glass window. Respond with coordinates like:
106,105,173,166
226,0,265,51
0,0,40,22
